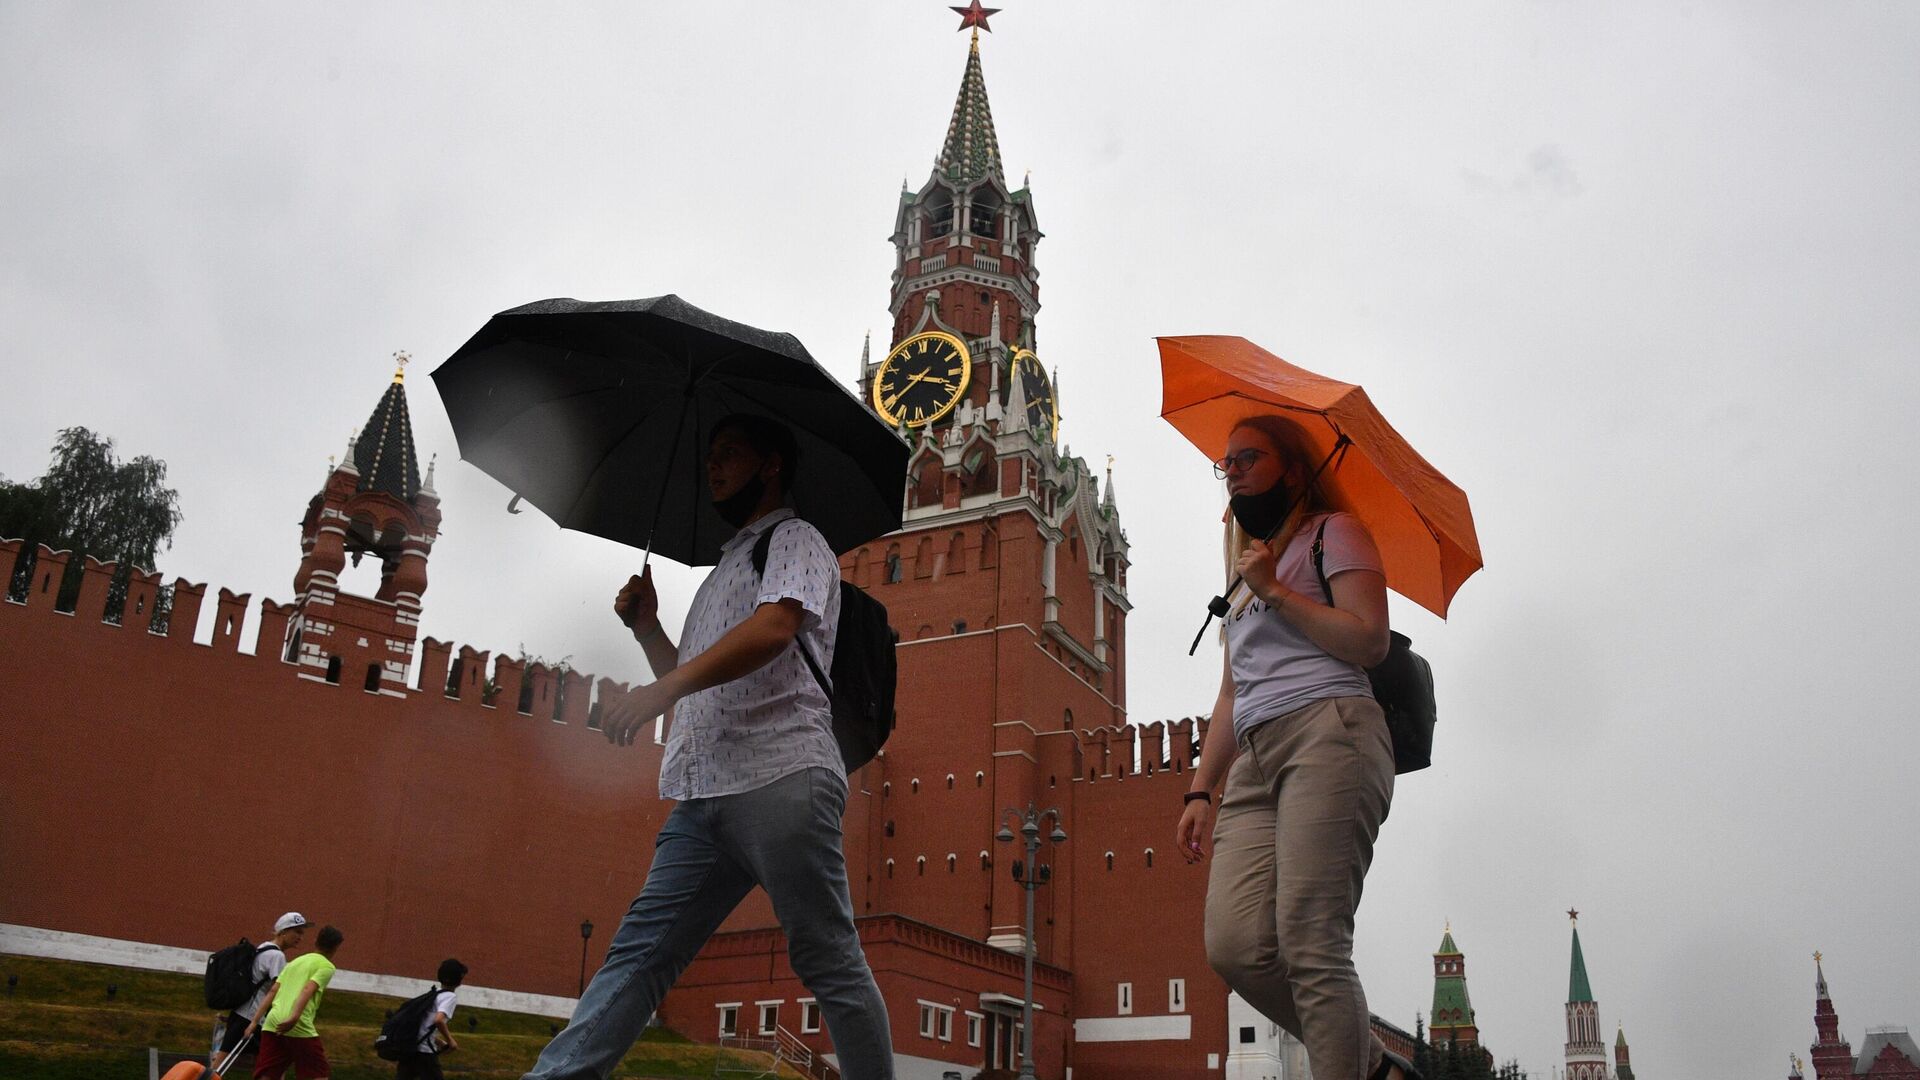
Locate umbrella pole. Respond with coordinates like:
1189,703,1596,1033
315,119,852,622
638,393,696,573
1187,435,1350,656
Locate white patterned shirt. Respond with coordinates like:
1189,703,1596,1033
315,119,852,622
658,508,845,800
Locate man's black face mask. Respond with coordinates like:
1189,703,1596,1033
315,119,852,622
713,471,766,529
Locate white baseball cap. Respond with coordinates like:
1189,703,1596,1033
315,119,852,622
274,912,309,934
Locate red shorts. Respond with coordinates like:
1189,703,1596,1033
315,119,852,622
252,1032,330,1079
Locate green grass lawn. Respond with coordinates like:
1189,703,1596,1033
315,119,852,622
0,954,791,1080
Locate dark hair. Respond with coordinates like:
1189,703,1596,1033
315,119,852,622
316,925,344,952
711,413,800,492
437,958,468,988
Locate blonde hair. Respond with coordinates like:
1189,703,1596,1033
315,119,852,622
1221,415,1330,615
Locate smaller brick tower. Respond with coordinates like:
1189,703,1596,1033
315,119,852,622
288,354,441,694
1810,953,1856,1080
1615,1025,1636,1080
1564,911,1609,1080
1429,924,1479,1048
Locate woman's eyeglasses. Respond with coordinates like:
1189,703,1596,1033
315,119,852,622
1212,448,1269,479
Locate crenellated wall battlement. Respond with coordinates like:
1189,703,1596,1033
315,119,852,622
0,536,643,744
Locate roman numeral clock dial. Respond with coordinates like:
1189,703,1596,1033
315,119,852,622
1011,348,1057,438
873,331,972,428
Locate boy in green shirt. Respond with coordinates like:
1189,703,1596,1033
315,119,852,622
246,924,343,1079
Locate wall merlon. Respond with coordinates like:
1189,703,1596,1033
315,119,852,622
454,646,491,704
24,545,73,612
214,588,252,653
256,599,295,660
492,655,526,716
558,669,593,726
167,581,206,645
418,637,453,696
76,555,119,624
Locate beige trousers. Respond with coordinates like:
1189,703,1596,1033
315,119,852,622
1205,695,1395,1080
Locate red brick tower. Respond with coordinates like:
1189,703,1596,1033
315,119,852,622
843,26,1130,961
288,355,442,694
1810,953,1855,1080
1615,1025,1636,1080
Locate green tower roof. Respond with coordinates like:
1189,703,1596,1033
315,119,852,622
1430,926,1473,1030
936,32,1005,186
1569,925,1595,1003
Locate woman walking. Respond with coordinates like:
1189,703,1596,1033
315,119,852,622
1176,413,1411,1080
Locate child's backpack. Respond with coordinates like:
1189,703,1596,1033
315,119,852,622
753,522,898,771
204,939,278,1011
374,986,443,1060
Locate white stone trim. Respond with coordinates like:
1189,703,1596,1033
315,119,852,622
0,923,573,1017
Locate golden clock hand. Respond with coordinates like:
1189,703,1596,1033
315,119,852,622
882,371,928,410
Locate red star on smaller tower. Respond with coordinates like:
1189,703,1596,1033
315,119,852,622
951,1,1000,32
1567,907,1580,923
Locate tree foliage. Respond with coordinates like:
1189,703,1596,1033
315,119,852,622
2,427,183,623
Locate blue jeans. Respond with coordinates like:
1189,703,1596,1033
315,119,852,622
524,767,893,1080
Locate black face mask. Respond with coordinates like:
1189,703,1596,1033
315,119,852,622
713,473,766,529
1229,479,1295,541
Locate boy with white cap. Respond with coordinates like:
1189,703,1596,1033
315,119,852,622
215,912,306,1071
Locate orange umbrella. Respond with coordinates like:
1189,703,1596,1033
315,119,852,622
1158,335,1482,619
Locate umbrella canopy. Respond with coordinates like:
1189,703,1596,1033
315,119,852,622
432,295,909,566
1158,334,1482,618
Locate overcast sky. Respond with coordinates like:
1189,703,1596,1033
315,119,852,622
5,4,1918,1077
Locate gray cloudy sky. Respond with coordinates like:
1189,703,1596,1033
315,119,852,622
5,4,1918,1077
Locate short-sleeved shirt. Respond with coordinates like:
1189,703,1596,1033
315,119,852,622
416,989,457,1053
234,943,286,1020
658,508,845,801
1226,511,1385,742
263,951,336,1039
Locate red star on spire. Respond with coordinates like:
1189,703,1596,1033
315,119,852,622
951,1,1000,32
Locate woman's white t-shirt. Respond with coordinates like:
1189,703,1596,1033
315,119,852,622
1225,511,1384,742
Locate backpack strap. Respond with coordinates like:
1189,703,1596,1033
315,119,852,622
750,521,833,698
1311,516,1334,606
250,942,282,994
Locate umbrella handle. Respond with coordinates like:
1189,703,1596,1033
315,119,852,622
1188,590,1236,655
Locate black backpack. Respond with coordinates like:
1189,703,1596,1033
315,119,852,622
1311,518,1437,775
752,523,897,771
205,939,280,1010
374,986,444,1060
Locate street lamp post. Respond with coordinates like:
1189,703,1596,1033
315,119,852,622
578,919,594,997
996,804,1066,1080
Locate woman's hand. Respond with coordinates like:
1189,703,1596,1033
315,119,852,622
1234,539,1279,600
616,567,659,637
1176,798,1214,864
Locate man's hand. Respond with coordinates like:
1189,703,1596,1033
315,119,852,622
604,680,677,747
616,568,659,634
274,1017,296,1035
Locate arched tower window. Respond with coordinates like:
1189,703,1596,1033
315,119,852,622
927,194,954,238
325,655,342,684
363,663,382,692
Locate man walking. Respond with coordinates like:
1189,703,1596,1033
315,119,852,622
248,924,343,1080
523,414,893,1080
215,912,306,1073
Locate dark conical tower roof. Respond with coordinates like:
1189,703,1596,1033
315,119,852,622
938,31,1005,185
352,362,421,502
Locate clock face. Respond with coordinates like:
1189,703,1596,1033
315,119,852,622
874,331,972,427
1010,349,1057,437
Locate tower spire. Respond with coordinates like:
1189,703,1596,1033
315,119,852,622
937,23,1005,185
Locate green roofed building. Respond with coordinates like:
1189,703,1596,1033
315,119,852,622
1429,925,1480,1047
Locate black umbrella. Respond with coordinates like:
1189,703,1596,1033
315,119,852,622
430,295,909,566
